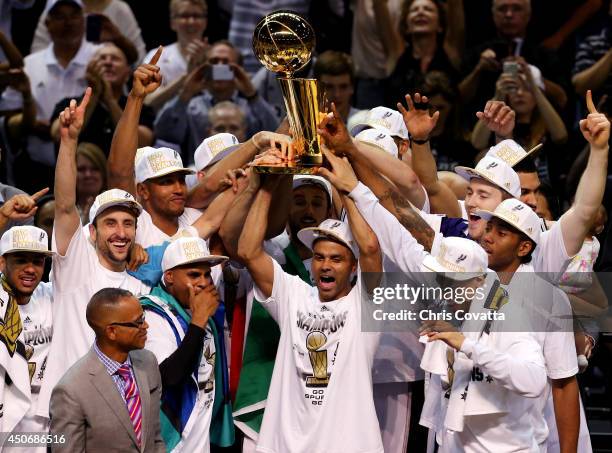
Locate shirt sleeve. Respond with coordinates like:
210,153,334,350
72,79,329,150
349,182,429,274
460,333,547,397
50,224,95,294
252,258,305,329
532,221,572,281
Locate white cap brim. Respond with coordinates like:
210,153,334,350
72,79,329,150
297,227,355,256
421,255,483,280
139,167,195,184
2,248,53,257
163,254,229,272
92,200,143,220
204,144,241,170
473,209,539,244
454,165,515,197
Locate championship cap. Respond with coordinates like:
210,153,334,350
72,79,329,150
475,198,541,244
297,219,356,257
350,106,409,139
194,133,241,171
0,226,53,256
454,156,521,198
355,129,399,158
135,146,194,184
162,236,228,272
89,189,142,222
421,236,487,280
292,175,333,204
486,139,542,168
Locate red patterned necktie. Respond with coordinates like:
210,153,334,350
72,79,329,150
117,364,143,447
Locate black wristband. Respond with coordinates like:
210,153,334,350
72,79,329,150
245,90,259,101
411,137,429,145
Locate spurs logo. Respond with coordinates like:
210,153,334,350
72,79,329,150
512,204,524,211
330,221,342,229
124,192,132,199
485,162,498,170
456,254,467,264
382,112,393,119
39,232,45,242
376,134,385,141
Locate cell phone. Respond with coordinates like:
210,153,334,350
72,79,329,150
211,64,234,81
502,61,519,77
86,14,102,43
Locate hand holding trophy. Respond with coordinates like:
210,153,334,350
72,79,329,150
252,11,323,174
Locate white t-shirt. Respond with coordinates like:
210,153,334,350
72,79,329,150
254,259,382,453
32,0,146,60
145,310,215,453
9,281,53,443
532,220,572,279
143,43,188,88
36,225,150,417
135,207,202,248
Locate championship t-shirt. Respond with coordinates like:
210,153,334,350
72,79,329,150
36,225,150,417
136,207,203,248
253,259,382,453
145,312,216,453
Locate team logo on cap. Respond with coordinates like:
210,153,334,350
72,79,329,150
456,254,467,264
148,150,181,173
330,221,342,229
486,162,498,170
382,112,392,119
512,204,524,211
207,137,226,156
495,144,522,164
182,240,206,261
376,134,385,141
11,229,45,252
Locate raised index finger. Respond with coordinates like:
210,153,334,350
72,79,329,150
148,46,163,65
30,187,50,201
586,90,597,114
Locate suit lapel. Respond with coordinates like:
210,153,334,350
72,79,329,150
130,351,151,452
87,349,139,449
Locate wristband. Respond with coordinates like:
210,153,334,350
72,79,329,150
411,137,429,145
245,90,259,101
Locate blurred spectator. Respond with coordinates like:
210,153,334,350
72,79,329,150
459,0,568,116
50,42,155,152
382,0,465,108
143,0,209,112
154,40,278,163
0,0,98,192
226,0,343,74
351,0,403,108
417,71,475,170
0,0,35,61
572,1,611,101
208,101,247,142
472,61,568,184
75,142,106,223
536,182,562,220
313,50,360,123
34,194,55,246
32,0,145,61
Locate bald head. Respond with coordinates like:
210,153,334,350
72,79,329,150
86,288,135,336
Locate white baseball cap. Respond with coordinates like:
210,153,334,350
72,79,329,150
350,106,409,140
297,219,357,257
194,133,241,171
355,129,399,158
422,236,487,280
0,226,53,256
475,198,541,244
292,175,333,204
455,156,521,198
48,0,83,13
162,236,228,272
135,147,194,184
89,189,143,222
486,139,542,168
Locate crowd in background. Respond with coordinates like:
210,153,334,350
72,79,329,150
0,0,611,452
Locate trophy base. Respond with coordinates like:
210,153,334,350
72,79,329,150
306,376,329,388
253,159,322,175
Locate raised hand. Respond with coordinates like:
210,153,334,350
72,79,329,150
426,330,466,351
317,102,353,154
127,243,149,272
580,90,610,150
59,88,92,141
475,100,515,139
131,46,163,98
230,63,257,98
219,168,248,194
397,93,440,141
251,131,294,161
188,282,220,328
186,38,209,72
317,146,358,194
0,188,49,221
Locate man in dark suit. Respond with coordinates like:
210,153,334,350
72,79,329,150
49,288,165,452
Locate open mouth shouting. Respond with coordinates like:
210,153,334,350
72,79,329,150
299,216,318,228
318,274,336,291
109,237,131,255
18,274,38,290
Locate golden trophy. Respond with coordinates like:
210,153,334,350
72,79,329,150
305,331,329,387
252,11,323,174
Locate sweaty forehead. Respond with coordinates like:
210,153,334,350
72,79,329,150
469,177,502,195
313,238,353,258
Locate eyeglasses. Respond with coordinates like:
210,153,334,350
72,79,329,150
109,314,146,329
